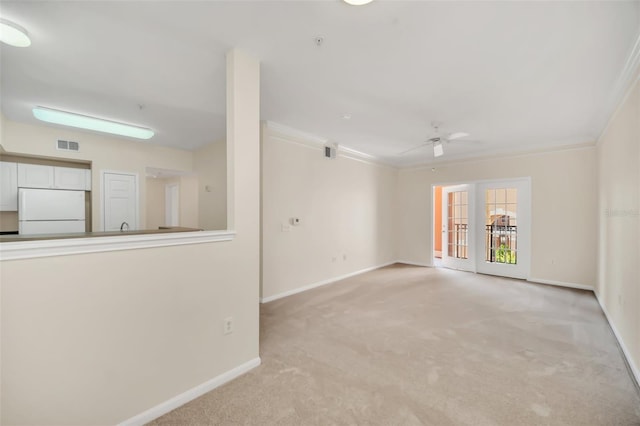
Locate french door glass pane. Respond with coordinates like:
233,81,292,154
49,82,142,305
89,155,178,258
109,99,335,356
448,191,468,259
485,188,517,264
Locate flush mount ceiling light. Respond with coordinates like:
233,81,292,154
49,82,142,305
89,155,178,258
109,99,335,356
0,18,31,47
33,107,154,140
433,140,444,157
343,0,373,5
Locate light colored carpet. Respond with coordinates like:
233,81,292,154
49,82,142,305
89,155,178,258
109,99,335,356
150,264,640,425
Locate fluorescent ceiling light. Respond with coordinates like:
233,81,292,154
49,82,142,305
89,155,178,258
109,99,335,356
433,141,444,157
33,107,154,140
343,0,373,5
0,18,31,47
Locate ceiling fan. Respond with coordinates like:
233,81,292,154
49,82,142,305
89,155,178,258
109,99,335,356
398,122,472,157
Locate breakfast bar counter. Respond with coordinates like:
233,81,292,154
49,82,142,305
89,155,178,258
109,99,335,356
0,227,202,243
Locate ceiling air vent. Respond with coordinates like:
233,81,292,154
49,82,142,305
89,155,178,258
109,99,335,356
324,145,337,159
57,140,80,152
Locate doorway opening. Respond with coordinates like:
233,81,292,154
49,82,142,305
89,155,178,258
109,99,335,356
165,183,180,227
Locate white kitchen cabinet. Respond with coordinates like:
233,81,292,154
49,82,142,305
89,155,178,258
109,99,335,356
54,167,89,190
18,163,55,189
0,161,18,211
18,163,91,191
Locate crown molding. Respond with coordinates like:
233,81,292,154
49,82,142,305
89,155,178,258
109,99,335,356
262,120,396,168
597,28,640,143
263,121,328,146
401,141,596,172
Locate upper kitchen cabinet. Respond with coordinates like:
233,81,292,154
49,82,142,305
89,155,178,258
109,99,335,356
18,164,91,191
17,163,54,189
0,162,19,211
54,167,91,190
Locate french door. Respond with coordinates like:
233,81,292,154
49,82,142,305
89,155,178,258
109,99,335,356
439,179,530,279
475,179,530,279
441,184,475,272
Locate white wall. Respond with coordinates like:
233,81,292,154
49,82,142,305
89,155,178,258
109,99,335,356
178,174,200,229
397,147,598,287
261,124,398,301
146,176,166,229
194,140,227,230
0,49,260,425
596,73,640,379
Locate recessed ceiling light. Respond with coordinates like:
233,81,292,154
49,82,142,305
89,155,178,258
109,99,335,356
33,107,155,140
0,18,31,47
343,0,374,5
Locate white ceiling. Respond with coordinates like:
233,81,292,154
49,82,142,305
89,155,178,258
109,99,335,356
1,1,639,167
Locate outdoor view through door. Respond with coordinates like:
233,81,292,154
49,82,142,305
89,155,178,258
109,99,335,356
485,188,517,265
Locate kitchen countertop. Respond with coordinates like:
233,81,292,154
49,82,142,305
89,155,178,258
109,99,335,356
0,227,203,243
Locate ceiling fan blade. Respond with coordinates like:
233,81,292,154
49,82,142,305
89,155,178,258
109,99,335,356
448,138,482,144
397,143,429,156
448,132,470,141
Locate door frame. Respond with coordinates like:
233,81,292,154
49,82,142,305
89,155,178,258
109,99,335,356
100,170,139,232
432,177,531,280
165,182,180,227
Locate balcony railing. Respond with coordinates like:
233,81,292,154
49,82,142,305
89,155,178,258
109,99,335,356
485,224,517,264
449,223,468,259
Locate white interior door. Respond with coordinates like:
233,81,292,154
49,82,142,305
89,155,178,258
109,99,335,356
442,184,475,272
165,183,179,227
475,179,530,279
103,172,138,231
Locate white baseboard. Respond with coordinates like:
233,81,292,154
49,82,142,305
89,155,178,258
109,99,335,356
118,357,261,426
396,260,432,268
527,277,594,291
594,291,640,390
261,261,396,303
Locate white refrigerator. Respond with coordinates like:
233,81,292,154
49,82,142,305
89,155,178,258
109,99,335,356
18,188,86,235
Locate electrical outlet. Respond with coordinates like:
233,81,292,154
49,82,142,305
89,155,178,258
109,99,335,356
223,317,233,335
